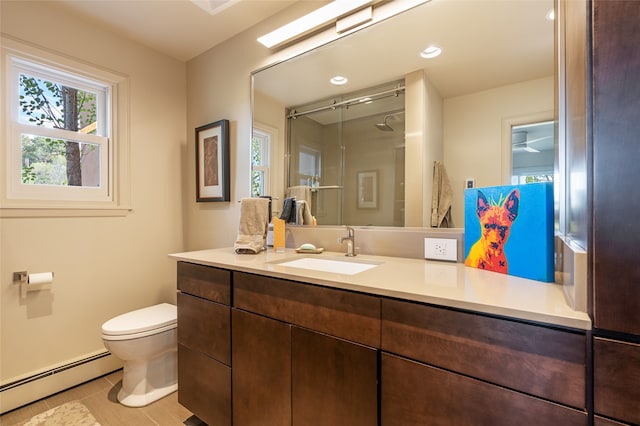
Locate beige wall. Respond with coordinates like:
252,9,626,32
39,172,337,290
0,0,186,404
444,76,554,226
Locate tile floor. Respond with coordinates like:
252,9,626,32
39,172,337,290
0,370,204,426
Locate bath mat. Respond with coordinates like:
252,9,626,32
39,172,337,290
21,401,100,426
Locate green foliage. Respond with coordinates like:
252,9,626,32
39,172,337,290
18,73,99,185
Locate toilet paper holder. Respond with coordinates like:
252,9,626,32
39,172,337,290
13,271,28,284
13,270,54,298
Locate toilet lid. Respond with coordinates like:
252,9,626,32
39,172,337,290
101,303,176,337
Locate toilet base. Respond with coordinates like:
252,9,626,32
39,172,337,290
118,382,177,408
117,348,177,407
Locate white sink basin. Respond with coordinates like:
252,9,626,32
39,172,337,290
271,256,381,275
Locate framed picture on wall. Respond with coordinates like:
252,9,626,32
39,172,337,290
357,170,378,209
196,119,230,202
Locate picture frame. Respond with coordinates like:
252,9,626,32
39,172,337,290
196,119,230,202
357,170,378,209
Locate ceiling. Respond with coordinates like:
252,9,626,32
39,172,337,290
55,0,307,62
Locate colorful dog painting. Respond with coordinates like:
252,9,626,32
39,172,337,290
464,183,555,282
465,189,519,273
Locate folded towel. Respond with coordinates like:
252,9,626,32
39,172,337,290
286,185,312,212
295,200,314,225
234,197,271,254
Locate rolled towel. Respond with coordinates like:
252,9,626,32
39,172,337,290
234,197,271,254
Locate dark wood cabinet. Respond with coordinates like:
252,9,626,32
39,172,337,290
591,0,640,337
593,338,640,425
233,272,379,426
177,262,231,426
381,353,587,426
177,263,589,425
233,271,380,347
231,309,291,426
381,299,587,409
292,327,377,426
178,344,231,426
589,1,640,424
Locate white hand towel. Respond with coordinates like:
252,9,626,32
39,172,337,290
234,197,271,254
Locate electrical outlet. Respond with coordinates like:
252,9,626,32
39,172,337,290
424,238,458,262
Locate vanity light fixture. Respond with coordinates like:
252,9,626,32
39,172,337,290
330,75,349,85
257,0,372,48
420,45,442,59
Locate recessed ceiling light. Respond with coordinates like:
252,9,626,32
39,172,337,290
420,45,442,59
546,9,555,21
330,75,348,85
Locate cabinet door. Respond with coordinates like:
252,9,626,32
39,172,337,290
232,309,291,426
594,337,640,425
178,344,231,426
381,353,587,426
592,0,640,334
292,327,378,426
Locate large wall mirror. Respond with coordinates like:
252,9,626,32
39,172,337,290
252,0,555,228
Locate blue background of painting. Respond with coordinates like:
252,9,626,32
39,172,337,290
464,182,554,282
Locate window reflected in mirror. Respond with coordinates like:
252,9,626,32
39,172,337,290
511,121,554,185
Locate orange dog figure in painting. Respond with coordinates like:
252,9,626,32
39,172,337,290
465,189,519,274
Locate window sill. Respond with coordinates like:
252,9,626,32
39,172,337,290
0,207,132,218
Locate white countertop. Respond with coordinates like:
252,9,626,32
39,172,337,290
169,247,592,330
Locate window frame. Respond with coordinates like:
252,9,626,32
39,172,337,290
1,37,131,217
251,126,271,198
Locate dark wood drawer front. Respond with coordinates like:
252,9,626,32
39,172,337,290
234,271,380,347
381,353,587,426
177,261,231,304
178,344,231,426
594,337,640,425
232,309,292,426
594,416,630,426
177,292,230,365
381,299,586,408
293,327,378,426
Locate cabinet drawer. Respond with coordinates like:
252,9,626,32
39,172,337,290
178,344,231,426
381,299,586,408
177,262,231,304
234,271,380,347
177,292,230,365
594,337,640,425
381,353,587,426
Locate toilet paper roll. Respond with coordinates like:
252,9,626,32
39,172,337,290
28,272,54,285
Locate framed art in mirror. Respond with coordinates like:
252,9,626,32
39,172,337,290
357,170,378,209
196,119,230,202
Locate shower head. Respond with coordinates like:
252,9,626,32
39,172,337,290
375,116,394,131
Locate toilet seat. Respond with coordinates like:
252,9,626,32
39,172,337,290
102,303,176,341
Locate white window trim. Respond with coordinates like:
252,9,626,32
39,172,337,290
1,36,131,217
252,127,271,197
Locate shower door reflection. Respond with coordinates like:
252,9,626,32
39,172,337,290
287,81,405,226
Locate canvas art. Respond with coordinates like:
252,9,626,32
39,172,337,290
464,182,554,282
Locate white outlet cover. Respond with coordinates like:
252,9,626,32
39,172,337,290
424,238,458,262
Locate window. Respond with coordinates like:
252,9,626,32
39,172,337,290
2,38,130,215
251,128,270,197
298,145,321,186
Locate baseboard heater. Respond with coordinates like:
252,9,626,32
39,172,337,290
1,350,121,413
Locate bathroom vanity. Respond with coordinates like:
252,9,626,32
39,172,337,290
171,248,590,426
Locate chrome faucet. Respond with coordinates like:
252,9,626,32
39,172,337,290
339,226,356,257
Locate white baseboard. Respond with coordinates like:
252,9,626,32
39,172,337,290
0,351,122,414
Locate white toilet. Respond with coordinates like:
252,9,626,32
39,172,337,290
101,303,178,407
